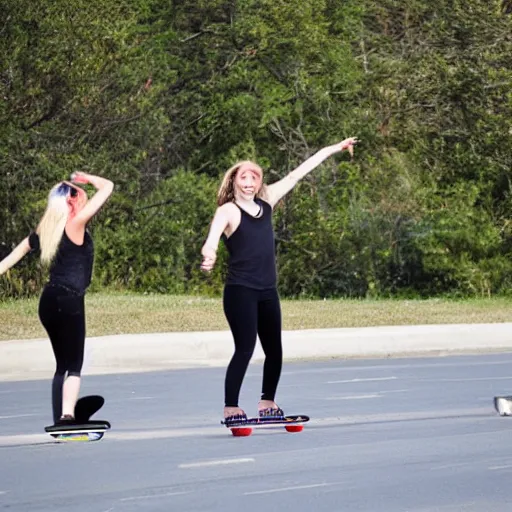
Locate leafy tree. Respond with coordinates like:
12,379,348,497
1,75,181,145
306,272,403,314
1,0,512,299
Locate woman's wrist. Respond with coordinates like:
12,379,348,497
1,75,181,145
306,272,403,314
203,243,217,253
71,172,112,189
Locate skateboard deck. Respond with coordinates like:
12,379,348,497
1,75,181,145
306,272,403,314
45,395,110,442
222,414,310,437
494,396,512,416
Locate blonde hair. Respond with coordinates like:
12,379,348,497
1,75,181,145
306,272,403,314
217,160,268,206
37,183,71,265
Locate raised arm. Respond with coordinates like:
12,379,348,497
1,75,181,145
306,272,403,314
0,237,32,275
266,137,358,207
200,205,232,272
70,172,114,226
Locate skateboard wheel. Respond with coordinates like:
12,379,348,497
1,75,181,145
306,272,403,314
51,432,104,442
231,427,252,437
285,425,303,433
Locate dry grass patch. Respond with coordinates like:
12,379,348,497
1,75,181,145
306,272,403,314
1,293,511,341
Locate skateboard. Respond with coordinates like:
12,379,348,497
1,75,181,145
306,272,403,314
45,395,110,442
222,414,310,437
494,396,512,416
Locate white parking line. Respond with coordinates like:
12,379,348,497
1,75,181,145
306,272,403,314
324,388,407,400
430,462,470,470
488,464,512,471
278,359,512,376
179,458,255,469
0,414,37,420
120,491,190,502
324,394,381,400
328,377,397,384
0,389,38,394
426,377,512,383
245,483,332,495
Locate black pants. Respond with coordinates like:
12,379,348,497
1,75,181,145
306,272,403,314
38,284,86,422
223,285,282,407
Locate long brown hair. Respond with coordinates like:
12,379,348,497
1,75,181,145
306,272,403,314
217,160,268,206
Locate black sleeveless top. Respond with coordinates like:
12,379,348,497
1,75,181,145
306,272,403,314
29,229,94,295
222,199,277,289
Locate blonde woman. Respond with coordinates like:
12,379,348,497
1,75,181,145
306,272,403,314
201,137,358,424
0,172,114,425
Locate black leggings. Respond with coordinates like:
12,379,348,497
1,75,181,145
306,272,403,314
223,285,282,407
38,284,86,422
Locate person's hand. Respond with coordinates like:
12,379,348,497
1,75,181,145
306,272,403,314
201,245,217,272
329,137,359,157
70,171,90,185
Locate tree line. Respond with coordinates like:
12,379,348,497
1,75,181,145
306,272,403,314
1,0,511,299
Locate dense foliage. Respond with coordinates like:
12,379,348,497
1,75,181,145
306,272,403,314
1,0,512,298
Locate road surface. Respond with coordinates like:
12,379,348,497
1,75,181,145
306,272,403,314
1,353,512,511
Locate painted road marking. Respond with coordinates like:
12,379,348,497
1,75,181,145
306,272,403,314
324,389,408,400
488,464,512,471
324,394,381,400
120,491,191,502
179,458,255,469
278,359,512,376
426,376,512,382
328,377,397,384
245,483,333,495
0,414,37,420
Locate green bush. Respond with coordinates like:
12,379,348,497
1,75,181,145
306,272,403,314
1,0,512,299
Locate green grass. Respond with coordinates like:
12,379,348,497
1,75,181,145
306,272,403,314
1,292,511,341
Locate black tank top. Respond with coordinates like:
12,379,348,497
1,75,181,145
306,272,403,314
29,229,94,294
222,199,277,289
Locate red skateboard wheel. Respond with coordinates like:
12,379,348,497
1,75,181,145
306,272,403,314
285,425,304,433
231,427,253,437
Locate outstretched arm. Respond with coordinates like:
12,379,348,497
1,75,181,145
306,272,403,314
70,171,114,226
200,205,231,272
266,137,358,207
0,237,32,275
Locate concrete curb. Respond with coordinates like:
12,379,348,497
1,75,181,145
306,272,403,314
2,323,512,382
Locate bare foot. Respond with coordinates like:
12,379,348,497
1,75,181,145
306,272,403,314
258,400,283,416
224,406,246,419
56,414,76,426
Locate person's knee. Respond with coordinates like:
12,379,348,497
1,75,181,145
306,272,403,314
234,348,254,364
54,366,66,377
65,348,84,376
53,371,65,389
262,341,282,359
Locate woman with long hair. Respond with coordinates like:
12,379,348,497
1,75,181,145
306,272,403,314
201,137,358,423
0,172,114,425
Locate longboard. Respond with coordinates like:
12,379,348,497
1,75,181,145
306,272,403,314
222,414,310,437
45,395,110,442
494,396,512,416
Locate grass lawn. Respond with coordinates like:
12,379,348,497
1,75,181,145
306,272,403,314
0,292,511,341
